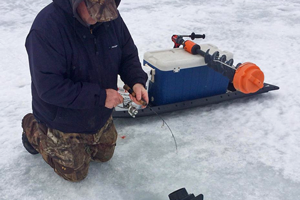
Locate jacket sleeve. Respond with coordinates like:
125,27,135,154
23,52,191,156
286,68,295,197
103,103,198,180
118,17,148,89
26,30,106,109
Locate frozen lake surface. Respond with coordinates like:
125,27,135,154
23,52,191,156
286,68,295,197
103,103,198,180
0,0,299,199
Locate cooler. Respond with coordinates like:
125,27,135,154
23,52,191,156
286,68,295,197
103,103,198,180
143,44,233,106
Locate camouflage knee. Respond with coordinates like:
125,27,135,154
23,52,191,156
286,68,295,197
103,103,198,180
39,127,91,182
43,146,90,182
89,117,118,162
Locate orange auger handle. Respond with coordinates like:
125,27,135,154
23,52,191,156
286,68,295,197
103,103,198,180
184,40,199,54
233,62,264,94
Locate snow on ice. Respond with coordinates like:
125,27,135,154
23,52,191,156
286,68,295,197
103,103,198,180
0,0,300,200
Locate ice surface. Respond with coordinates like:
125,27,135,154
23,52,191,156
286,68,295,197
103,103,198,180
0,0,300,200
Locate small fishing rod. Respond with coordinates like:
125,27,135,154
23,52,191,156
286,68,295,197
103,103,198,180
123,85,178,152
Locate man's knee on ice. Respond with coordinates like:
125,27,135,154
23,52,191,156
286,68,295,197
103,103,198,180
53,160,89,182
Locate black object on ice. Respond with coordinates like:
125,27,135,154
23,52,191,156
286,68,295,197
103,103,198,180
169,188,204,200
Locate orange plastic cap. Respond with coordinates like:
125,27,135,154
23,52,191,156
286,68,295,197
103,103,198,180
233,62,264,94
184,40,197,54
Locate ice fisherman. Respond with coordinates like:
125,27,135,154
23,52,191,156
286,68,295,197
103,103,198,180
21,0,148,182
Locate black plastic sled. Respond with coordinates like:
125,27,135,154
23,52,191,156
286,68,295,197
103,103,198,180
112,83,279,118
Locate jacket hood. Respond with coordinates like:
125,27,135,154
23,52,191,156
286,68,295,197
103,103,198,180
52,0,121,26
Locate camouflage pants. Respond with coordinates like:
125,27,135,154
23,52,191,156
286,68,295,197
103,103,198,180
22,113,118,182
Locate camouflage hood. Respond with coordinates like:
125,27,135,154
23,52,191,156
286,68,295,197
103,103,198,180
53,0,121,26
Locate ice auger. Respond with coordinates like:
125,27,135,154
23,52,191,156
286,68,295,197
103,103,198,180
172,33,265,94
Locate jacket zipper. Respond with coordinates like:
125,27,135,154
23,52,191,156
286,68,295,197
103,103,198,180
90,27,98,55
89,26,102,86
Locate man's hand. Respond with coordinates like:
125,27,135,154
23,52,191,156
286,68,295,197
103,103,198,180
130,83,149,108
105,89,123,109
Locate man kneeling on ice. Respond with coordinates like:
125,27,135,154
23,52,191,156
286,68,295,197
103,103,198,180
22,0,148,182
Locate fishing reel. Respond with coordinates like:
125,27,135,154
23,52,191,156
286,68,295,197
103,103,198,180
118,87,139,118
123,99,139,118
121,84,148,118
169,188,204,200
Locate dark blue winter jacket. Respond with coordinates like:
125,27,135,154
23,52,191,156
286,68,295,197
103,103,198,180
26,0,147,133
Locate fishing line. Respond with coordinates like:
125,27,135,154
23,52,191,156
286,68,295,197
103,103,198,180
149,107,178,152
119,85,178,152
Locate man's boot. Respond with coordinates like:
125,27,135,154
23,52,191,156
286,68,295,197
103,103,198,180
21,113,39,155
